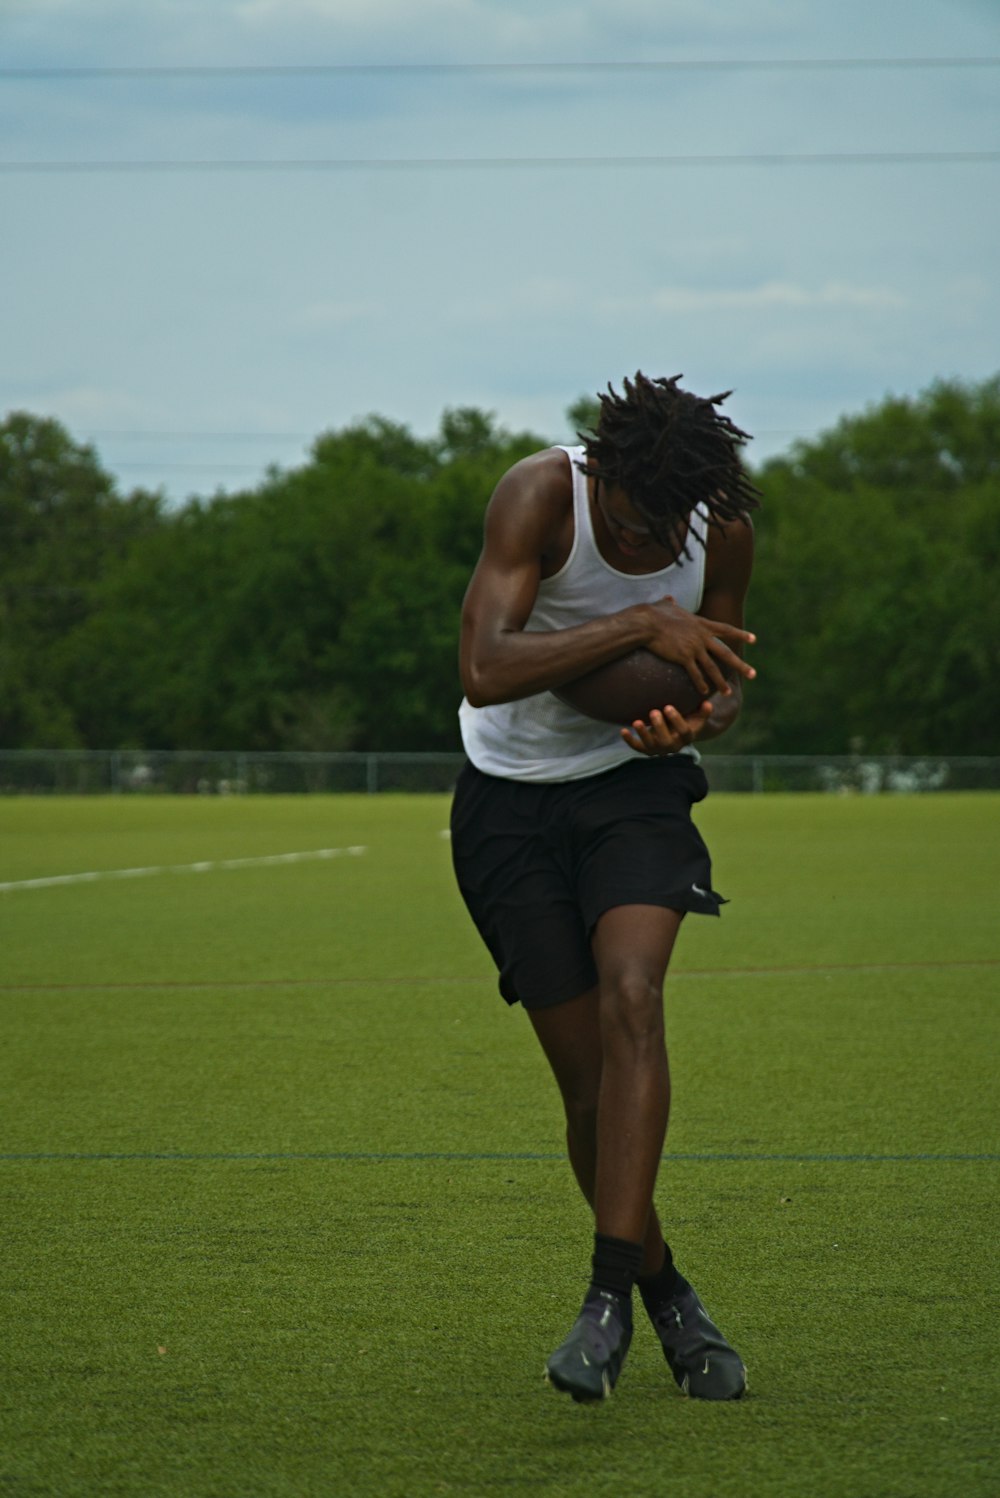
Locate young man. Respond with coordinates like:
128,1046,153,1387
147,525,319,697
450,373,760,1404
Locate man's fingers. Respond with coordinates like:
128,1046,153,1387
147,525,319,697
707,637,757,681
647,611,756,690
698,654,731,696
645,712,677,750
623,697,712,755
710,619,757,645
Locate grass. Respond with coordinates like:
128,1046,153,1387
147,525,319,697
1,791,998,1497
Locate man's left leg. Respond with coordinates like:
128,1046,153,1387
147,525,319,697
546,904,745,1402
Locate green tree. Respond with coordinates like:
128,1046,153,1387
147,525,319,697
61,408,543,751
322,411,542,749
11,379,998,756
741,376,1000,754
566,395,601,441
0,412,161,747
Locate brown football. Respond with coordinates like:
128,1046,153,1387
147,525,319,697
553,649,704,725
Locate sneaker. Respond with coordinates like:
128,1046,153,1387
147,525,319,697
642,1275,746,1400
545,1289,633,1403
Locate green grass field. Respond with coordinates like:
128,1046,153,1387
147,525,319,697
1,791,998,1498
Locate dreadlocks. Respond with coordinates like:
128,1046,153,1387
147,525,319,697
578,372,761,558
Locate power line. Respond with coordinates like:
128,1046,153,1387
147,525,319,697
2,57,999,78
2,151,998,174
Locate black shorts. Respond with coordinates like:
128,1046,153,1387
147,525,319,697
450,756,724,1011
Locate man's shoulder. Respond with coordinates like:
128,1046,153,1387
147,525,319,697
498,445,577,500
483,446,578,564
704,513,755,592
488,446,575,523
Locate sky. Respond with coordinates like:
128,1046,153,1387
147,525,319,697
1,0,998,505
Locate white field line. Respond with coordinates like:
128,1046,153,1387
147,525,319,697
0,846,367,894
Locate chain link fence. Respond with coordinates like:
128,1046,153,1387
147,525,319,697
1,749,998,795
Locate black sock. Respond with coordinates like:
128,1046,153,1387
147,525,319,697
636,1240,679,1307
588,1232,644,1301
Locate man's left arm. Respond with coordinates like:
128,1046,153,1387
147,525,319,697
622,517,755,756
694,515,755,742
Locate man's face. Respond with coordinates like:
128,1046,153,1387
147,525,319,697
595,482,676,563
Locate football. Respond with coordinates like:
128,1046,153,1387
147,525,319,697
553,649,704,725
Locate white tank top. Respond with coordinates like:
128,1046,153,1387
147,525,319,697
459,445,708,782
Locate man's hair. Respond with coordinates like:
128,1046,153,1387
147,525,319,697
578,371,761,555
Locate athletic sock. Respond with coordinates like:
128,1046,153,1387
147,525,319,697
636,1240,680,1309
588,1232,644,1301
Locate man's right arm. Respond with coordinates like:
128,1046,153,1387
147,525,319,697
459,455,754,707
459,456,656,707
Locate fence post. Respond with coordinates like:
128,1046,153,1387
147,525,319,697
752,757,764,794
366,754,379,794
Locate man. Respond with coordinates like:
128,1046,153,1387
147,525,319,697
450,372,759,1404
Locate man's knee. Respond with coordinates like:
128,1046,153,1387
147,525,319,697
599,967,666,1054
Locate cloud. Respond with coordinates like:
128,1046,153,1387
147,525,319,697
228,0,588,59
445,278,581,325
230,0,711,43
649,281,907,314
11,383,169,430
296,298,387,329
445,278,909,333
7,0,797,73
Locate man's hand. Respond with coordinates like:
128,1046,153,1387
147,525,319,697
621,701,715,757
644,596,755,698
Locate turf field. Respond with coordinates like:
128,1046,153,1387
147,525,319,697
1,791,998,1498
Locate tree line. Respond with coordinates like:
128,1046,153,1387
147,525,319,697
1,376,997,756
